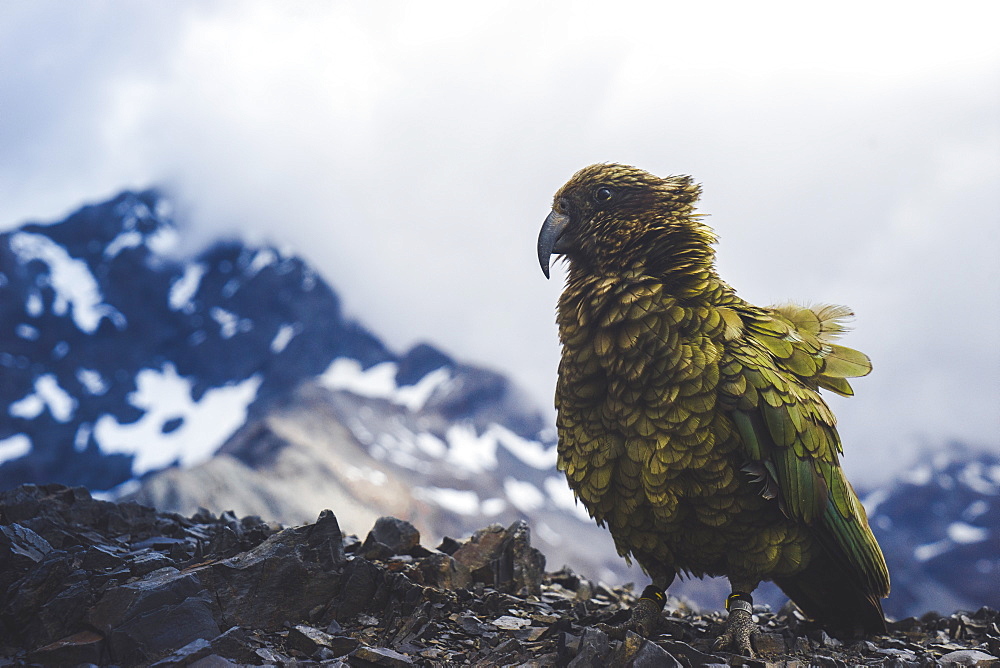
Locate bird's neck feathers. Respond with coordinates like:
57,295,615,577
567,211,721,298
644,213,719,284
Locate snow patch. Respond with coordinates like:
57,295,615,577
91,479,141,500
104,230,144,258
210,307,252,339
146,225,179,255
395,367,451,411
9,232,125,333
76,368,109,396
433,423,557,476
481,498,507,516
958,462,1000,495
245,248,278,277
414,432,447,458
413,486,481,515
376,432,433,473
504,478,546,513
914,540,951,562
93,363,262,475
105,196,178,257
74,423,92,453
0,434,31,465
169,263,206,310
493,425,557,469
947,521,990,544
319,358,450,412
989,464,1000,485
962,500,990,522
544,476,593,522
15,324,39,341
322,359,397,398
9,374,77,423
270,323,300,354
6,394,42,420
901,464,933,486
344,465,387,486
444,423,498,474
25,292,43,316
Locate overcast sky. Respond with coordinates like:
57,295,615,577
1,1,997,486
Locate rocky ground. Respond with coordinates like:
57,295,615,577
1,484,998,667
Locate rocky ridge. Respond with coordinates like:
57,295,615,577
2,484,998,667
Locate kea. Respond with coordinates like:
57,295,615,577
537,164,889,655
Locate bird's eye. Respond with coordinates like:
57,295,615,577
594,186,614,203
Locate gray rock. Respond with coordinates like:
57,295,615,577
413,551,471,589
129,550,175,576
351,645,414,666
360,517,421,559
27,630,105,666
87,568,206,634
86,567,221,664
107,593,220,665
1,549,76,647
194,509,345,628
616,631,682,667
451,520,545,596
202,626,259,664
80,544,126,571
658,639,728,665
188,655,239,668
328,557,421,622
567,627,610,667
0,523,53,567
751,632,787,655
287,624,338,655
938,649,999,666
149,638,212,667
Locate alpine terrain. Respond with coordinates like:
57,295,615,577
1,190,995,618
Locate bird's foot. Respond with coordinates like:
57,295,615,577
714,594,761,657
597,585,667,640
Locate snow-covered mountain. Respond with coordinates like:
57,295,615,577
0,190,540,488
1,190,996,619
864,449,999,619
0,190,395,487
0,189,633,583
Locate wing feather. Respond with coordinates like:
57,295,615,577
724,304,889,598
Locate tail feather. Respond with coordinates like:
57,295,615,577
774,546,887,636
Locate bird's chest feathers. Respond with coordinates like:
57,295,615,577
556,275,727,418
554,275,744,536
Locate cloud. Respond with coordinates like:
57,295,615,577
1,0,998,485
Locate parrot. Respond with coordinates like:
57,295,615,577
537,163,890,655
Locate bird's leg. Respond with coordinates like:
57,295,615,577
597,574,673,639
714,579,762,657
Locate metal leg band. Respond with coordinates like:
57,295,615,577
725,592,754,613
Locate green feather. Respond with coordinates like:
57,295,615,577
822,343,872,378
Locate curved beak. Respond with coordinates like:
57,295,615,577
537,209,570,279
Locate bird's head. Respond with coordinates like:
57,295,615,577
537,163,714,279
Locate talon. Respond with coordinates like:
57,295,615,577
715,592,762,656
596,585,666,639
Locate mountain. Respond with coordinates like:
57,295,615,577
863,448,999,619
0,189,391,488
1,189,996,619
0,189,634,585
